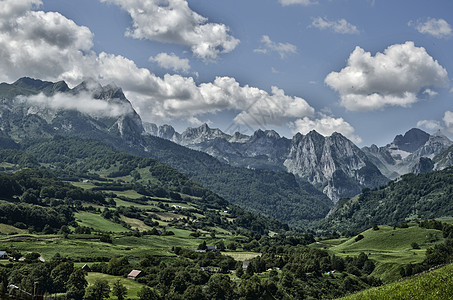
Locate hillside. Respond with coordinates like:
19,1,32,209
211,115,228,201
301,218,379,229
0,138,289,234
341,263,453,299
0,78,333,228
146,123,389,202
319,167,453,233
315,223,445,282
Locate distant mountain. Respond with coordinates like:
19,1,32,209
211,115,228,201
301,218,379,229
146,123,388,202
284,131,388,202
362,128,453,178
0,77,333,228
320,167,453,233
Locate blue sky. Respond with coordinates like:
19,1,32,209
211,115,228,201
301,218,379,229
1,0,452,146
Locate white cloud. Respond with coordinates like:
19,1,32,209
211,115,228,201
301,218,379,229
254,35,297,59
410,18,452,39
417,120,442,132
100,0,239,61
279,0,317,6
149,52,190,73
423,88,438,98
289,114,362,143
0,0,314,128
17,91,133,118
325,42,448,111
231,85,315,126
443,111,453,134
310,17,359,34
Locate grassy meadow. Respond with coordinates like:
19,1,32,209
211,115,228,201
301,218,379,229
312,223,445,282
341,263,453,299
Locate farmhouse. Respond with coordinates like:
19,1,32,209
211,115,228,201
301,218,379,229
82,264,91,272
242,261,250,270
206,246,216,252
0,251,8,260
128,269,143,280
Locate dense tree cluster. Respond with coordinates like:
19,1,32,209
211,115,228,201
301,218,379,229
321,168,453,233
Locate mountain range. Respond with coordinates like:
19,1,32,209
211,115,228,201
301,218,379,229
3,77,453,227
144,121,453,202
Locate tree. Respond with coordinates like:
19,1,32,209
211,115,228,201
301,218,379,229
66,268,88,300
50,262,74,293
205,274,236,300
137,286,160,300
198,241,207,250
84,279,110,300
112,280,127,300
216,240,226,251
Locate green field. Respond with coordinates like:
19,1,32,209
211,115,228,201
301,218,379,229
0,223,28,235
75,212,131,233
86,272,146,299
341,263,453,299
0,231,204,262
221,251,261,261
316,223,445,282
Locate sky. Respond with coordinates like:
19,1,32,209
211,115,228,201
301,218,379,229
0,0,453,146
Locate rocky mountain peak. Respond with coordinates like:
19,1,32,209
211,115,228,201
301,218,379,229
158,124,177,140
391,128,430,153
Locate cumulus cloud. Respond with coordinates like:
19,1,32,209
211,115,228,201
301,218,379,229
149,52,190,73
325,42,448,111
231,85,315,126
0,0,347,136
279,0,317,6
289,114,362,143
417,120,442,132
409,18,452,39
100,0,239,61
310,17,359,34
17,91,133,118
443,111,453,134
254,35,297,59
423,88,438,98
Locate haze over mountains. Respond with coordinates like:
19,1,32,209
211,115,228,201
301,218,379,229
3,77,453,226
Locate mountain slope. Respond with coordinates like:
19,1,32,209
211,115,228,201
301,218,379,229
0,77,332,228
147,123,388,202
320,167,453,233
363,128,453,179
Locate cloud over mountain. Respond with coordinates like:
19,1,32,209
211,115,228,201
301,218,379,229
325,42,448,111
18,91,133,118
100,0,239,61
0,0,360,140
289,114,362,143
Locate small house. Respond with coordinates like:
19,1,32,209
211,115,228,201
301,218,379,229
128,270,143,280
242,261,250,270
82,264,91,272
0,251,8,260
206,246,216,252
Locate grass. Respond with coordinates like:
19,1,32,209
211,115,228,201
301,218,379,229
0,223,28,235
75,212,130,233
341,263,453,299
0,232,203,262
322,224,445,282
221,252,261,261
86,272,145,299
120,216,152,231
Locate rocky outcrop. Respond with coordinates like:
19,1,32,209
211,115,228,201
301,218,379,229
363,129,453,179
